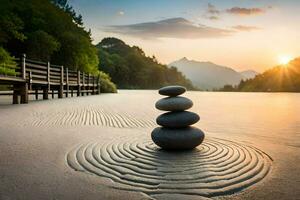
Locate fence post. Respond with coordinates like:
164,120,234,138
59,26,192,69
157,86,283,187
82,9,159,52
87,73,90,96
58,65,64,98
82,72,85,96
35,89,38,100
92,75,95,95
97,74,100,94
47,62,50,88
28,71,33,100
20,54,28,104
28,71,32,91
43,62,50,100
12,85,19,104
21,54,26,80
66,68,69,97
77,70,81,96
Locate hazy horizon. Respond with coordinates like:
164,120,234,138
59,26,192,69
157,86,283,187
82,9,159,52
69,0,300,72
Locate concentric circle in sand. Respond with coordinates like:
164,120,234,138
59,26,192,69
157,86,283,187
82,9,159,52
66,137,272,198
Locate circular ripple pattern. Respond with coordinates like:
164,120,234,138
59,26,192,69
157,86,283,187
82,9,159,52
67,137,272,197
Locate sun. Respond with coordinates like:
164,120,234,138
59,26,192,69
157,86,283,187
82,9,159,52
278,55,292,65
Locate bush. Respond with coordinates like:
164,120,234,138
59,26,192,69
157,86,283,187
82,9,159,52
0,47,16,76
97,71,117,93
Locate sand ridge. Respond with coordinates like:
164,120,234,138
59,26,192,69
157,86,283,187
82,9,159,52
21,106,156,128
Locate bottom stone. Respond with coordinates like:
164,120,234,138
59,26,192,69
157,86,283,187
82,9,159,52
151,127,205,150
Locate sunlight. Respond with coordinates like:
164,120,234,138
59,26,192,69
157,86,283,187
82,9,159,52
278,55,293,65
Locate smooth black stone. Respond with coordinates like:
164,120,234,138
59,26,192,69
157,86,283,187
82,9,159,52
155,96,193,111
159,86,186,97
156,111,200,128
151,127,205,150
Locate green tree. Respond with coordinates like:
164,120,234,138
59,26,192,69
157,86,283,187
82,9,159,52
221,84,235,91
96,37,195,89
0,12,26,44
0,0,99,73
0,0,117,92
26,30,60,61
50,0,68,8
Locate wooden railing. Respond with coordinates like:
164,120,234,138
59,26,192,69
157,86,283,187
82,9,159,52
0,54,101,104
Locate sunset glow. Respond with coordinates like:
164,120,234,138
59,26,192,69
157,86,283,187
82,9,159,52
70,0,300,72
278,55,293,65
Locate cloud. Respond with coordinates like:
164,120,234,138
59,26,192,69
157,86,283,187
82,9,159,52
117,11,125,16
226,7,265,15
103,18,233,39
208,16,220,20
204,3,221,20
204,4,269,20
207,3,220,15
231,25,261,32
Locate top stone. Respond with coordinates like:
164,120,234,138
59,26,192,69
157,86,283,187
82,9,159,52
159,86,186,97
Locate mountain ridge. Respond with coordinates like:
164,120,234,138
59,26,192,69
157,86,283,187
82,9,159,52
240,70,258,80
169,57,257,90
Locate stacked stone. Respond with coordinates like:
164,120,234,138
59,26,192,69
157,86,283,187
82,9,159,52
151,86,205,150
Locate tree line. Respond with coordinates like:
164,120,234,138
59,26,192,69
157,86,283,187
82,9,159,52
0,0,196,92
96,38,195,89
220,58,300,92
0,0,116,92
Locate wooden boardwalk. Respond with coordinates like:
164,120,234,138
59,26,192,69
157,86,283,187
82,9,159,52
0,54,100,104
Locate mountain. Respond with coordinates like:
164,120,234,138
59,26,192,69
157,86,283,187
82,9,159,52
169,57,245,90
240,70,258,80
96,38,195,89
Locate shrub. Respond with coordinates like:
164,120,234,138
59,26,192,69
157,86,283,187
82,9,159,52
97,71,117,93
0,47,17,76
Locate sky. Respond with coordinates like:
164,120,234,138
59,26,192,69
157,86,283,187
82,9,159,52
70,0,300,72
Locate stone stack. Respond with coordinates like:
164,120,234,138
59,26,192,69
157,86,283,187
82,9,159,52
151,86,205,150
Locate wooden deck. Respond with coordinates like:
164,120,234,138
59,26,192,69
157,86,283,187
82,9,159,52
0,54,100,104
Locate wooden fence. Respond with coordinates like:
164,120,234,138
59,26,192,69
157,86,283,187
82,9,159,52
0,54,101,104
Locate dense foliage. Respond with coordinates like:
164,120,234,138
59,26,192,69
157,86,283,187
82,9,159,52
0,0,116,92
0,0,97,72
96,38,195,89
0,47,16,76
220,58,300,92
97,71,117,93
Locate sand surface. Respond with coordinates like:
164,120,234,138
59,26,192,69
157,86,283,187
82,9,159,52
0,90,299,200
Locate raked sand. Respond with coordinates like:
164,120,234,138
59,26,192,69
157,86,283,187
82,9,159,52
0,90,299,200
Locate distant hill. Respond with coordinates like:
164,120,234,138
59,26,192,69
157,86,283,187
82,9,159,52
169,57,251,90
220,57,300,92
96,38,195,89
240,70,258,80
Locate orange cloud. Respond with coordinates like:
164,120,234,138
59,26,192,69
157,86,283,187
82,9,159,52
104,18,233,39
226,7,265,15
231,25,261,32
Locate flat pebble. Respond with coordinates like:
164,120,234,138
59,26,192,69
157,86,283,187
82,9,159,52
159,86,186,97
156,111,200,128
155,96,193,111
151,127,205,150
